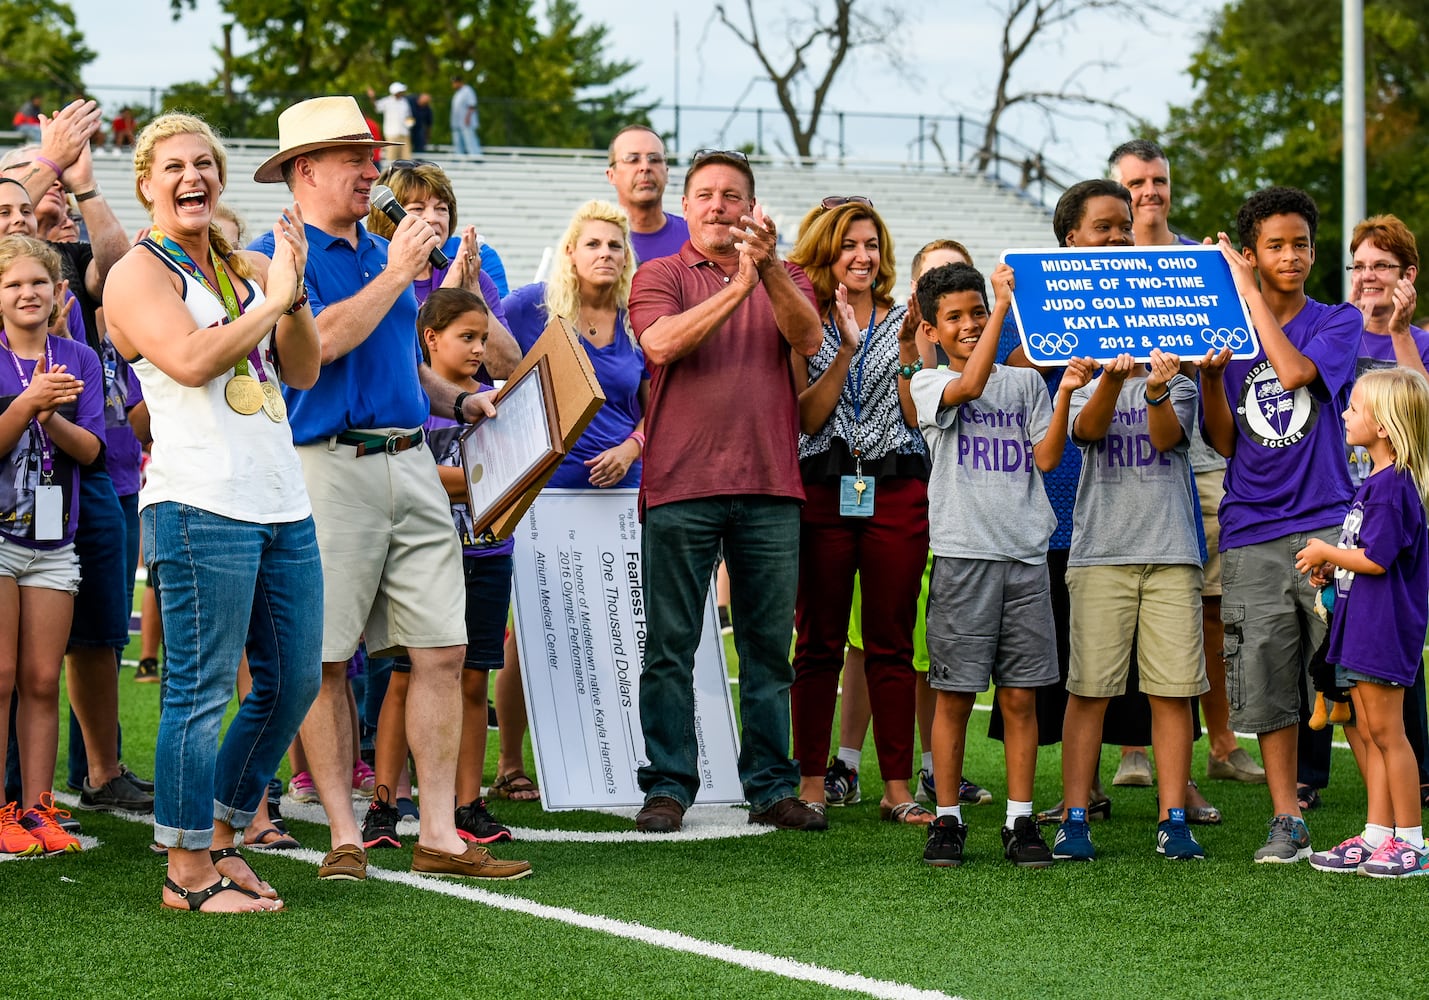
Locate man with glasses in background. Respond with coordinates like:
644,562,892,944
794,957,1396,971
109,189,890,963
627,149,826,833
606,125,689,265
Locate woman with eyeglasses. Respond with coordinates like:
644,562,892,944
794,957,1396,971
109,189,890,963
784,198,932,823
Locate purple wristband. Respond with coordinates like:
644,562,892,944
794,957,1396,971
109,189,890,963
34,155,63,178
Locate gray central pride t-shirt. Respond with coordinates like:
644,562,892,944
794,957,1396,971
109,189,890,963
1067,373,1202,567
912,364,1056,564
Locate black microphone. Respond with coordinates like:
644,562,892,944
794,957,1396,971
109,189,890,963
370,185,449,270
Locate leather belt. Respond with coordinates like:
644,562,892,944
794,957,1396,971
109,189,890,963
333,429,424,457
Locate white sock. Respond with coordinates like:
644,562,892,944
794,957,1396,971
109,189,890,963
1005,799,1033,828
836,747,861,771
1364,823,1393,848
921,751,934,773
1396,825,1426,851
936,804,962,822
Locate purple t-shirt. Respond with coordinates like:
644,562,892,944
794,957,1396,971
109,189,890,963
422,412,516,559
0,336,105,548
1326,466,1429,685
1215,298,1361,549
412,266,509,332
100,340,144,498
1349,324,1429,486
630,216,690,267
501,282,647,489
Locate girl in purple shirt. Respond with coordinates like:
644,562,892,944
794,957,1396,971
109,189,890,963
1296,368,1429,877
0,236,104,857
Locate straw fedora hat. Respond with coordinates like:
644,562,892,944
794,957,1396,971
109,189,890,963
253,95,397,183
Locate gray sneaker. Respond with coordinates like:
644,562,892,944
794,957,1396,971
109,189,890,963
1253,813,1311,863
78,774,155,813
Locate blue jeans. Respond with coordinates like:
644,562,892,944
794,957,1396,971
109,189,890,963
143,503,322,848
453,121,481,155
638,496,801,812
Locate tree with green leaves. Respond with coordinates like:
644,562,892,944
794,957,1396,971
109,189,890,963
166,0,650,149
1161,0,1429,304
0,0,95,121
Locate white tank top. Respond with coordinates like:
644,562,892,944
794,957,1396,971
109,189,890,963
133,242,311,523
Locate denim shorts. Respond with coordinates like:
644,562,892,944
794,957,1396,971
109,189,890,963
0,537,80,593
68,469,129,649
1338,667,1405,689
395,552,513,672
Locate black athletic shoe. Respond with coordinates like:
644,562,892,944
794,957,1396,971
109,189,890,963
455,798,513,844
1002,815,1055,868
923,815,968,867
362,786,402,849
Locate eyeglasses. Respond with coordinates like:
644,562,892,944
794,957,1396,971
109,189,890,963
612,152,665,166
689,148,749,166
1346,262,1405,275
820,195,873,209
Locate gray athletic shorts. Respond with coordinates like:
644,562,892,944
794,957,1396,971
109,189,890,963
925,556,1058,693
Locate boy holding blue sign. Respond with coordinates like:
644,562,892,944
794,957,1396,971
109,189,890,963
1053,348,1208,861
910,262,1094,867
1199,187,1362,864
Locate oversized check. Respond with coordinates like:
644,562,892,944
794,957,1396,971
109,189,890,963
1002,245,1259,365
510,489,743,811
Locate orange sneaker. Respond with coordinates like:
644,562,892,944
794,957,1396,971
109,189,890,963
0,801,42,856
21,792,82,855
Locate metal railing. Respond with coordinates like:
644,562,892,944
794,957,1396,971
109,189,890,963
70,84,1076,207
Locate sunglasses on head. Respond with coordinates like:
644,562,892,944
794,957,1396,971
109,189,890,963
820,195,873,209
689,148,750,166
386,158,437,171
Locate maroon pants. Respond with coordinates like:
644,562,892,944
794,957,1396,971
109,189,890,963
791,475,929,781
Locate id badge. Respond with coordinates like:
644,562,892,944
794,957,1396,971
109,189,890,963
34,484,63,541
839,475,875,518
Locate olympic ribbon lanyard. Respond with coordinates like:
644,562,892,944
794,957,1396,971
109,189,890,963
837,306,878,518
150,230,282,420
0,332,63,540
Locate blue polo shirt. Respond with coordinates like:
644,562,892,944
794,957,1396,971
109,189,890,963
251,222,428,444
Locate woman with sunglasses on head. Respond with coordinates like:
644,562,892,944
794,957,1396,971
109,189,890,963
785,197,932,823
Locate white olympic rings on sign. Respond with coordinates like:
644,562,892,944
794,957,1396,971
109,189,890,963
1203,326,1250,351
1028,332,1078,356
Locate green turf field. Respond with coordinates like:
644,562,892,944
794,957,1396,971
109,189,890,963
4,596,1422,1000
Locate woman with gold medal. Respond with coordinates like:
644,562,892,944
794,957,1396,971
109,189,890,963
103,114,323,914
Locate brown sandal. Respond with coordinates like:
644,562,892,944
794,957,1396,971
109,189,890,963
491,771,540,802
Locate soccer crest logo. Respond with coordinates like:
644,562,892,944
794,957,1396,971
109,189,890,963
1235,359,1317,448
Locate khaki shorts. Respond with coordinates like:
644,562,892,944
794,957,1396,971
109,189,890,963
1195,469,1224,597
298,435,466,661
1066,563,1207,698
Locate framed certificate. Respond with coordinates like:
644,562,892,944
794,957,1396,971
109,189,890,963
459,357,565,532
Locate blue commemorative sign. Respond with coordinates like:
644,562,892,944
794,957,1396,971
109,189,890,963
1001,245,1259,366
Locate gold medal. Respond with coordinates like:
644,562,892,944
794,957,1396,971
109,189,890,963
261,381,286,422
225,373,264,415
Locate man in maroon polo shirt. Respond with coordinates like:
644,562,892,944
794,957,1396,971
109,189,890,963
627,150,826,833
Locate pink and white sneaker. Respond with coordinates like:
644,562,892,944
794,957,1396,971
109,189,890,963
1309,834,1375,873
288,771,319,804
351,760,377,799
1360,836,1429,878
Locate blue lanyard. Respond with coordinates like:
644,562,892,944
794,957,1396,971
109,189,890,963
0,332,56,479
831,306,878,453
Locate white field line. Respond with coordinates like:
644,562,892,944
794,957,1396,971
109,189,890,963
37,793,957,1000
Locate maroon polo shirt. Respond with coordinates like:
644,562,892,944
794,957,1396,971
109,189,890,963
629,241,815,513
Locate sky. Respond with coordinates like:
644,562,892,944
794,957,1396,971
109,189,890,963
69,0,1221,181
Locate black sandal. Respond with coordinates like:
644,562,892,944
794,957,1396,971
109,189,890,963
162,876,273,913
211,846,278,896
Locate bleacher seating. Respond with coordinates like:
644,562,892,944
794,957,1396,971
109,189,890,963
78,143,1055,297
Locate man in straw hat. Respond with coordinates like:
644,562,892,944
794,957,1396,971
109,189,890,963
251,95,530,882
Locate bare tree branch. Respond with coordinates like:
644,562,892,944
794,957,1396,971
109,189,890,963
713,0,906,161
975,0,1179,172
